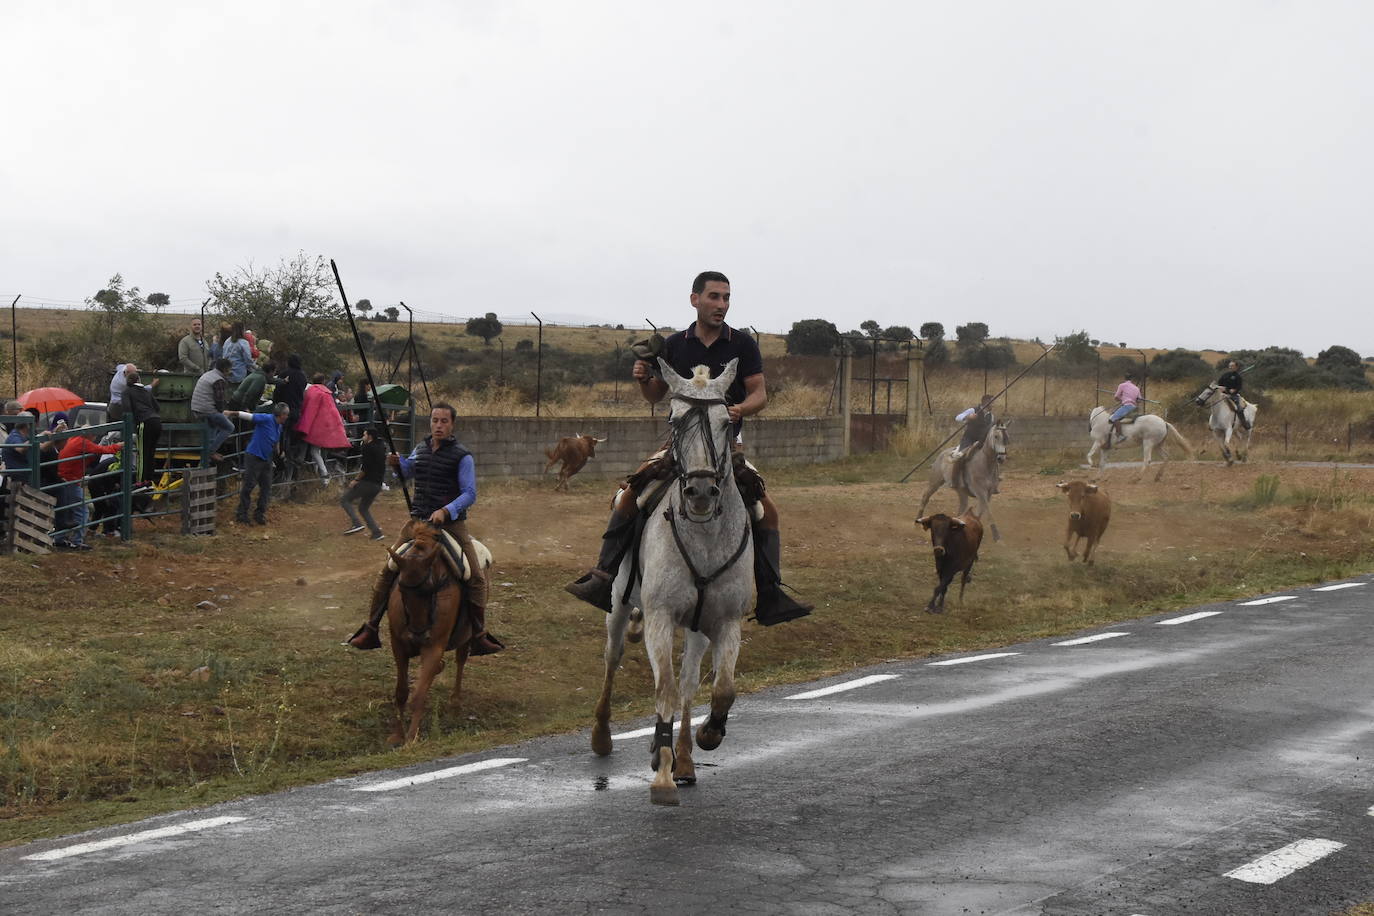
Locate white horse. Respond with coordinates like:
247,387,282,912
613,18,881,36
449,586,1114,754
917,421,1009,541
1192,383,1257,466
1086,406,1193,480
591,358,754,806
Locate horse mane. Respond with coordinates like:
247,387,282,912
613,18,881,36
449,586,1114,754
410,524,438,551
691,365,711,388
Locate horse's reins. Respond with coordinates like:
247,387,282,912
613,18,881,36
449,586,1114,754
662,391,751,632
668,395,732,522
396,539,454,640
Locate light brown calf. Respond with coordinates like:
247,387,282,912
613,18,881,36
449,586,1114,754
544,433,606,491
1056,480,1111,565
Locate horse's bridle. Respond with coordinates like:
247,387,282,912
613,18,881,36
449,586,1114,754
395,540,454,643
668,393,733,523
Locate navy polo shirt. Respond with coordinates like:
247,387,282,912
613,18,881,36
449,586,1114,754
661,323,763,406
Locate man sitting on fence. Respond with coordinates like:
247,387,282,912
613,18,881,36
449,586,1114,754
192,359,236,462
224,403,291,527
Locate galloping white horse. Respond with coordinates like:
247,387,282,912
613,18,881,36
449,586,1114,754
591,358,754,806
1193,382,1257,466
1086,407,1193,480
917,421,1010,541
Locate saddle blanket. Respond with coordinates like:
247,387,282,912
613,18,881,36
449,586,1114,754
386,532,492,581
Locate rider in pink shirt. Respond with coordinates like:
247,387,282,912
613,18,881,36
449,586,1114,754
1108,373,1141,445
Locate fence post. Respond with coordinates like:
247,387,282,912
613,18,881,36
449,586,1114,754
840,351,853,457
530,311,543,418
120,412,135,542
906,345,925,440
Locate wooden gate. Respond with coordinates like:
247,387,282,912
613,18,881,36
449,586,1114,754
4,482,57,555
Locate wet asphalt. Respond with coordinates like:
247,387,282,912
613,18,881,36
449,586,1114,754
2,577,1372,915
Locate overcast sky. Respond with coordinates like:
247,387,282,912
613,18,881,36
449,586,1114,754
4,1,1372,356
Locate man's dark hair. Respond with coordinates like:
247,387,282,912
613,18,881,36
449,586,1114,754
1123,372,1134,381
432,403,458,422
362,426,380,439
263,362,277,375
310,372,327,384
692,271,730,295
214,358,232,373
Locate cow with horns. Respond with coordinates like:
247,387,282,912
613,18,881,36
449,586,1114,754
544,433,606,491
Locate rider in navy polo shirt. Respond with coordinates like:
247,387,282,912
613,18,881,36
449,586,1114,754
565,270,812,626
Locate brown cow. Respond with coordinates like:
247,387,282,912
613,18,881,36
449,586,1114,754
1056,480,1111,565
544,433,606,491
916,512,984,614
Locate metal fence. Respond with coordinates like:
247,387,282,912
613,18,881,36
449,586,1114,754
1,399,414,552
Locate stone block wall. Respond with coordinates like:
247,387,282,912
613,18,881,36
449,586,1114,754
451,415,845,480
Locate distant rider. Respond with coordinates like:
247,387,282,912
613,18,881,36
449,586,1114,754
1216,360,1250,430
1107,372,1141,446
947,394,995,488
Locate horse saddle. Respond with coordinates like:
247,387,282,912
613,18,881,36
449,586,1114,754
386,532,492,581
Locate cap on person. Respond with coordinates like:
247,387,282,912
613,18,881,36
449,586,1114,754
49,411,69,430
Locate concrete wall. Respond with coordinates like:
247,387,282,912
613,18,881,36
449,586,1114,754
1000,416,1086,451
452,415,845,480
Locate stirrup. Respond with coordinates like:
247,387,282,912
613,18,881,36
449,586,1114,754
343,623,381,650
564,569,614,613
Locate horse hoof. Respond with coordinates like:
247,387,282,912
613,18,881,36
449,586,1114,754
650,784,680,806
591,722,612,757
673,772,697,786
695,724,725,751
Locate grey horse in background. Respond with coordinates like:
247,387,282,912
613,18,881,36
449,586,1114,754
1086,406,1193,480
917,421,1009,542
1193,382,1257,466
590,358,754,806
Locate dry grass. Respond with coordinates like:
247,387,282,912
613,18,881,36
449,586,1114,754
2,460,1371,845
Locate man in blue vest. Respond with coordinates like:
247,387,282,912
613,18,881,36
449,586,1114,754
564,270,812,626
344,403,504,655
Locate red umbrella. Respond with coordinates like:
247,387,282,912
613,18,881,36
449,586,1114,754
18,387,85,414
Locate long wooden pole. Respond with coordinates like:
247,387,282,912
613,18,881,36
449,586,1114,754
9,294,19,398
330,260,411,510
898,344,1058,483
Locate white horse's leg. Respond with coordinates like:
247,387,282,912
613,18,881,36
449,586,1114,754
697,617,741,752
591,599,632,757
673,629,710,785
644,609,680,806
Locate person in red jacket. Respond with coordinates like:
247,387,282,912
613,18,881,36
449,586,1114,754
54,428,122,549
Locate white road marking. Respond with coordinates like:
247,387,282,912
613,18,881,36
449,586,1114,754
353,757,525,792
1223,838,1345,884
928,653,1020,666
1313,582,1365,591
1367,805,1374,817
23,816,247,862
786,674,900,700
1156,611,1222,626
1053,632,1129,646
611,707,720,741
1239,596,1297,606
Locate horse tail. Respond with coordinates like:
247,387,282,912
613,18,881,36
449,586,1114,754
1165,422,1194,459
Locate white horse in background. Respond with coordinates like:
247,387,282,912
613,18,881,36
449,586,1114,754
1193,383,1257,466
590,358,754,806
1086,407,1193,480
917,421,1009,541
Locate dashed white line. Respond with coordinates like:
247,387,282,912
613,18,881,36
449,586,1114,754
928,653,1020,667
786,674,900,700
23,816,247,861
1313,582,1365,592
1367,805,1374,817
353,757,525,792
1053,632,1129,646
1223,838,1345,884
1239,596,1297,606
1156,611,1222,626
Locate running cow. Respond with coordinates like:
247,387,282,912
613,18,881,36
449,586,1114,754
1056,480,1110,565
916,512,983,613
544,433,606,491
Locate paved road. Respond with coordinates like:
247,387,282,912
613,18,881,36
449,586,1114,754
3,578,1372,915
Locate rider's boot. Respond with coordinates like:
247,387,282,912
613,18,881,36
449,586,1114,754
343,566,398,650
466,602,505,656
565,495,639,612
751,526,813,626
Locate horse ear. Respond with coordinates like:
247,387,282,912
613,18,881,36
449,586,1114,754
1001,417,1013,427
715,358,739,391
656,357,685,386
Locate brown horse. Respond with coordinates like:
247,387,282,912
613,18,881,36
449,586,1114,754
386,524,475,747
